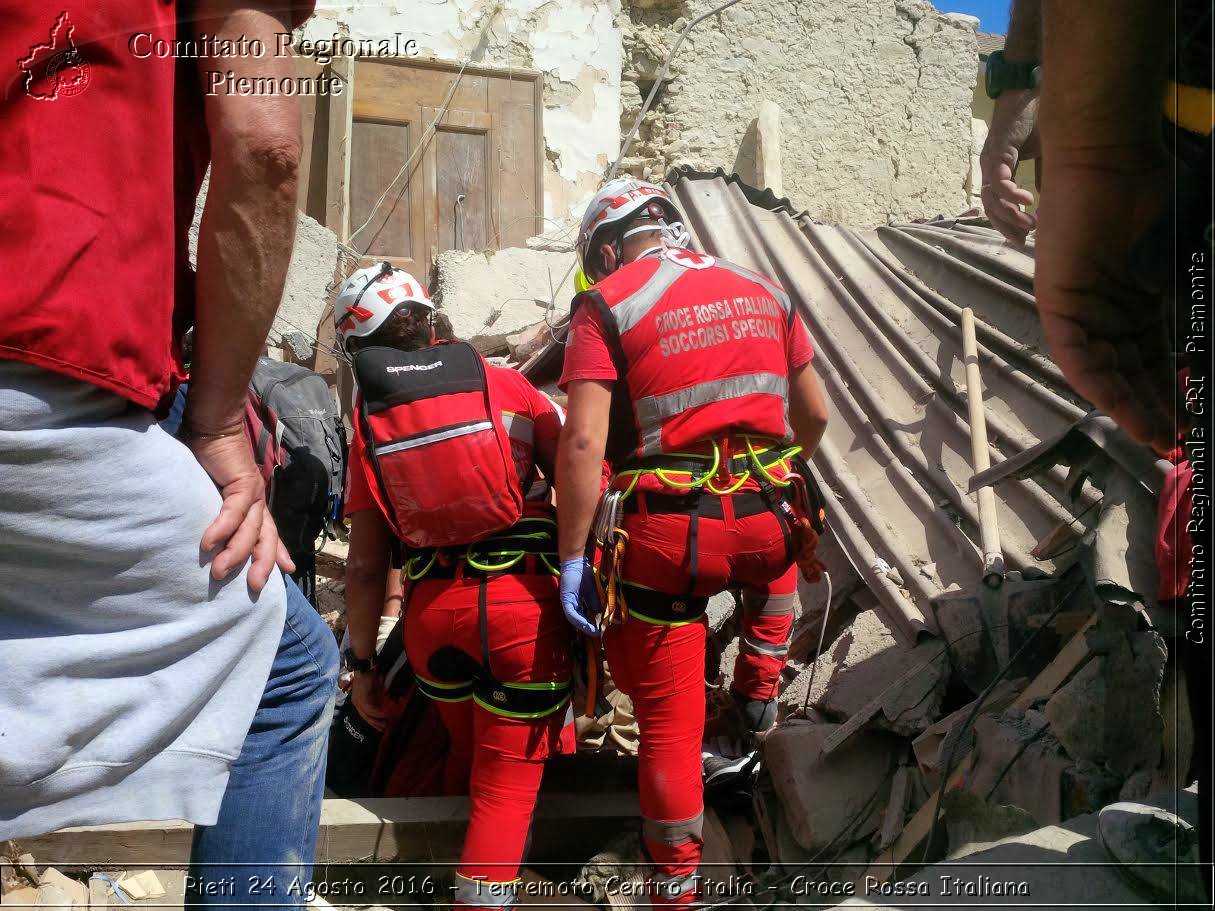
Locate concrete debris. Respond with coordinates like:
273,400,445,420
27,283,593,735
574,830,645,905
732,100,783,196
939,789,1037,859
1043,629,1167,777
431,247,577,354
967,709,1121,827
113,871,164,901
839,789,1202,909
6,886,38,908
911,679,1023,791
506,322,552,365
36,869,87,908
763,721,901,852
524,226,578,254
778,608,947,737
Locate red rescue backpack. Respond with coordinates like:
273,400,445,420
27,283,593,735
352,340,524,549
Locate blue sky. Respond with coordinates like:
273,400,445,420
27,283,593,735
932,0,1009,34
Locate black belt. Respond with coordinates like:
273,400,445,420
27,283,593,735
622,489,788,520
620,582,710,625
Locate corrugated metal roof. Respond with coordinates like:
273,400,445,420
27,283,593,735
525,168,1158,642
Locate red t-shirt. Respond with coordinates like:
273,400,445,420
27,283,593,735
346,363,564,516
560,299,815,387
0,2,312,414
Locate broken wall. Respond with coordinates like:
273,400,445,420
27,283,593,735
306,1,624,222
619,0,978,225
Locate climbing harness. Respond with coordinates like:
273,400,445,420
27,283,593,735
405,517,572,720
590,435,830,628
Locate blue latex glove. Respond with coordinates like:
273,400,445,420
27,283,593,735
559,557,601,637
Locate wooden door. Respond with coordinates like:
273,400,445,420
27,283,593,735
332,59,542,278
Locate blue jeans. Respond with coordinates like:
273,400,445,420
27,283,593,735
187,576,339,908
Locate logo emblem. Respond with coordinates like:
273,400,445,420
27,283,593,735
671,600,687,614
19,12,91,101
664,249,714,270
492,690,508,705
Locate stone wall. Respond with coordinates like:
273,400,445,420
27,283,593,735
618,0,978,225
306,1,624,222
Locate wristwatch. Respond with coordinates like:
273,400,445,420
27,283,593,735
985,50,1041,99
341,647,374,674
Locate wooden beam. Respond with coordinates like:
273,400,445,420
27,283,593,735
325,55,353,244
22,793,639,868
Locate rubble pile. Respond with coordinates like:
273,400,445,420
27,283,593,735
746,528,1182,901
430,237,578,359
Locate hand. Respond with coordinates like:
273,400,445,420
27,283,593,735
1034,148,1175,453
980,89,1040,244
350,670,389,732
189,430,295,593
559,557,601,637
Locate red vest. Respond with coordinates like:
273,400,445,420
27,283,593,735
577,248,796,462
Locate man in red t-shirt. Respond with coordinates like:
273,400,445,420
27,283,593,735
336,265,573,911
0,3,337,903
555,179,829,907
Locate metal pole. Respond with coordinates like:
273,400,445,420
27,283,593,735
961,307,1005,587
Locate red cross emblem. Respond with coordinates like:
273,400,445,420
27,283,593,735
664,248,715,269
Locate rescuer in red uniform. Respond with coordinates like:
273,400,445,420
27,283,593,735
338,265,573,911
556,179,830,907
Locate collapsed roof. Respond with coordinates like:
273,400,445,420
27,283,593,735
526,168,1169,643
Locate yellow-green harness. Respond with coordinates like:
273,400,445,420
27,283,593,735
406,517,571,720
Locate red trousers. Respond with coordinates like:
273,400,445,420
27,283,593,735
403,571,574,909
604,500,797,906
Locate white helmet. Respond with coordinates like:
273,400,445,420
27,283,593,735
575,178,689,279
334,262,433,351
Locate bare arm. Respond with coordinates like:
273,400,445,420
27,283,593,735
789,362,828,457
346,510,394,661
345,508,395,728
1040,0,1171,156
185,2,302,590
557,380,613,562
980,0,1042,242
1033,0,1174,451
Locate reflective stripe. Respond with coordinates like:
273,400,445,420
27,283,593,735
743,591,798,617
712,259,792,316
454,874,519,909
636,373,789,455
376,421,493,456
741,634,789,658
416,674,475,703
643,812,704,846
651,872,700,900
608,259,687,335
501,412,534,445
